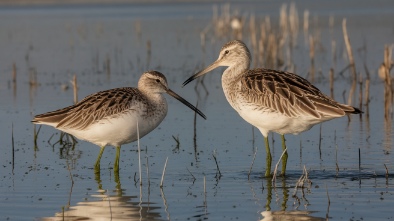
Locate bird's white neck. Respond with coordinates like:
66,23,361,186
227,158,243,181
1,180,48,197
222,61,249,86
221,61,249,111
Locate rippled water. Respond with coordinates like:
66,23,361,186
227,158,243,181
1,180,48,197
0,1,393,220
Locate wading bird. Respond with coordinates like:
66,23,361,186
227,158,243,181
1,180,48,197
183,40,361,177
33,71,206,173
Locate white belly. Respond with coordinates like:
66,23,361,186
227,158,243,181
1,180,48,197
60,110,166,147
237,106,320,137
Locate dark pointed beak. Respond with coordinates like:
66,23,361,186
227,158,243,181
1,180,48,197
166,89,207,120
182,59,222,87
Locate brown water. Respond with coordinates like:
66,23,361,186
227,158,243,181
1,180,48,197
0,1,393,220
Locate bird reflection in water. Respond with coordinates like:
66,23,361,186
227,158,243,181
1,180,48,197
42,172,164,221
259,176,324,221
42,192,163,221
260,210,325,221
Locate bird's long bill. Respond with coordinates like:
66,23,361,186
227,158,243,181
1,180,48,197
166,89,207,120
182,59,221,87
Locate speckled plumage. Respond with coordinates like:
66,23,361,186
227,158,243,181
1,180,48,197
33,71,206,172
183,40,361,176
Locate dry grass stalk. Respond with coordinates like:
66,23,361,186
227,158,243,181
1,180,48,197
325,183,331,220
203,176,207,208
12,123,15,174
318,124,322,159
358,148,361,172
146,156,150,188
137,121,142,186
160,157,168,188
12,63,17,97
279,4,288,40
358,73,363,116
200,32,206,53
384,164,389,178
258,23,265,67
329,68,334,99
342,19,357,105
335,144,339,177
33,124,42,151
303,10,309,45
348,79,357,111
71,75,78,104
329,15,334,36
277,3,288,67
160,187,170,220
331,40,337,69
288,2,299,48
146,40,151,69
213,3,231,37
272,147,288,185
383,45,393,121
266,33,278,69
249,14,258,68
247,147,257,180
186,167,196,183
29,67,38,87
309,35,315,83
364,78,370,118
292,165,311,197
12,62,16,84
193,102,198,160
384,44,393,70
212,151,222,179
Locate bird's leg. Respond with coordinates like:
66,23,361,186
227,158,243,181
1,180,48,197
280,134,288,176
95,146,106,172
264,136,272,177
94,169,103,190
114,146,121,174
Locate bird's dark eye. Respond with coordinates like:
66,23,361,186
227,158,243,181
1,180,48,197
224,50,229,55
156,79,160,83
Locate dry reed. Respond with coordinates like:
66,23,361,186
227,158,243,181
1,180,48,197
318,124,322,159
186,167,196,183
203,176,207,208
358,73,363,118
71,75,78,104
212,151,222,179
12,62,16,85
288,3,299,48
309,35,315,83
303,10,309,45
329,68,334,98
249,14,258,68
12,123,15,174
342,19,357,106
325,184,331,220
383,45,393,121
137,121,142,186
272,147,288,185
248,147,257,180
160,157,168,188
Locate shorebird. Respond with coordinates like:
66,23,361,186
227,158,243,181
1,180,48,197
183,40,362,177
33,71,206,173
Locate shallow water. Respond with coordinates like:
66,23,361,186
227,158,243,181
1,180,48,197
0,1,393,220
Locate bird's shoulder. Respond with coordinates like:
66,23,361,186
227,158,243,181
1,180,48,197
57,87,146,130
240,68,344,118
241,68,322,96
